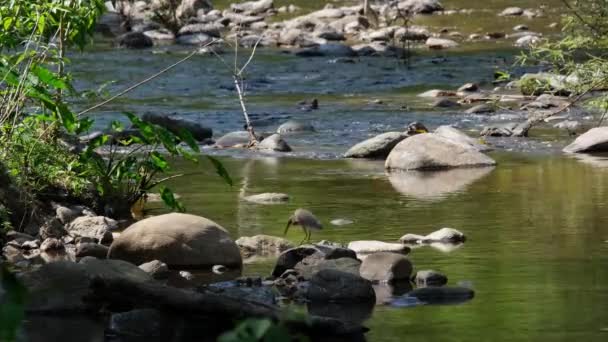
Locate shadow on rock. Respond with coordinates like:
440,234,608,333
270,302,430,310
307,300,375,326
388,167,494,201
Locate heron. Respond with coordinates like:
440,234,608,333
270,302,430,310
284,208,323,245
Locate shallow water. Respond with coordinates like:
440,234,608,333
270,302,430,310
32,1,608,340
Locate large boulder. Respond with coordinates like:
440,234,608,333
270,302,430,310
398,0,444,14
307,269,375,303
236,235,294,258
19,259,152,312
66,216,117,245
108,213,242,268
434,125,492,152
256,133,292,152
142,113,213,141
359,252,412,282
344,132,408,159
563,127,608,153
385,133,496,171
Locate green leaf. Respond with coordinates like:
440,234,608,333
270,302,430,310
177,128,200,153
110,120,124,132
206,156,232,186
56,102,77,132
159,186,185,212
31,65,67,90
149,151,169,171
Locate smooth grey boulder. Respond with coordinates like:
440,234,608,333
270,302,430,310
256,133,292,152
108,213,242,268
307,269,375,303
242,193,289,204
563,127,608,153
215,131,251,148
499,7,524,16
422,227,466,243
138,260,170,279
426,37,458,49
117,32,153,49
236,234,294,258
385,133,496,171
359,252,413,282
344,132,408,159
347,241,410,255
434,125,492,152
142,113,213,141
277,120,315,134
414,270,448,287
66,216,117,245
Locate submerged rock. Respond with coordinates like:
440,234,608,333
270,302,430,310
359,252,413,282
563,127,608,153
385,133,496,171
344,132,408,159
295,43,356,57
407,286,474,304
117,32,153,49
414,270,448,287
108,213,242,268
307,269,375,303
432,98,460,108
277,120,315,134
142,113,213,141
242,193,290,204
236,235,294,258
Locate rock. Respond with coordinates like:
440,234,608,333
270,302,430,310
117,32,153,49
109,309,163,337
385,133,497,171
242,193,289,204
307,269,375,303
272,246,319,277
39,238,66,253
457,83,479,92
39,218,68,240
179,270,194,281
143,29,175,41
398,0,444,14
515,35,541,48
108,213,242,268
277,120,315,134
178,23,222,37
5,231,35,242
230,0,273,15
554,120,580,131
295,43,356,57
236,235,294,258
176,33,214,45
499,7,524,16
316,30,345,41
347,241,410,255
414,270,448,287
426,37,458,49
407,286,474,304
514,24,529,31
480,122,528,137
142,113,213,141
222,12,265,25
54,205,86,224
398,234,426,243
434,125,492,152
138,260,170,279
75,243,109,259
485,32,506,39
256,133,292,152
66,216,117,245
432,98,460,108
423,228,466,243
344,132,408,159
295,257,361,279
563,127,608,153
176,0,212,20
215,131,251,148
465,104,495,114
360,252,412,282
330,219,354,226
19,259,151,312
418,89,457,98
394,26,431,41
309,8,345,19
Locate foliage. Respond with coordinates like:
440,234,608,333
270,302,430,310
218,318,304,342
519,77,554,96
150,0,182,34
0,265,27,342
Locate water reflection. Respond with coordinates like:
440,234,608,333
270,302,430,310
570,152,608,168
372,281,414,305
307,300,375,325
20,316,105,342
387,167,494,201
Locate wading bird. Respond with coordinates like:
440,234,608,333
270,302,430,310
284,208,323,245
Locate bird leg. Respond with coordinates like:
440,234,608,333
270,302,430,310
299,227,309,245
283,217,294,236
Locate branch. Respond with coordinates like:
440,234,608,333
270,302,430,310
77,40,216,117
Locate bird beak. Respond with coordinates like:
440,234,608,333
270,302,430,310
415,128,428,134
283,218,292,236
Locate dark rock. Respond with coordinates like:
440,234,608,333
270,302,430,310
109,309,163,337
272,246,319,277
407,286,474,304
39,218,68,240
75,243,109,259
295,44,356,57
40,238,64,252
66,216,116,245
432,98,461,108
413,270,448,286
295,257,361,279
117,32,153,49
307,269,375,303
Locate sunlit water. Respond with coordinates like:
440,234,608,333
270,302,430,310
19,1,608,340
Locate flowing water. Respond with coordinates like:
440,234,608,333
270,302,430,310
21,1,608,341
